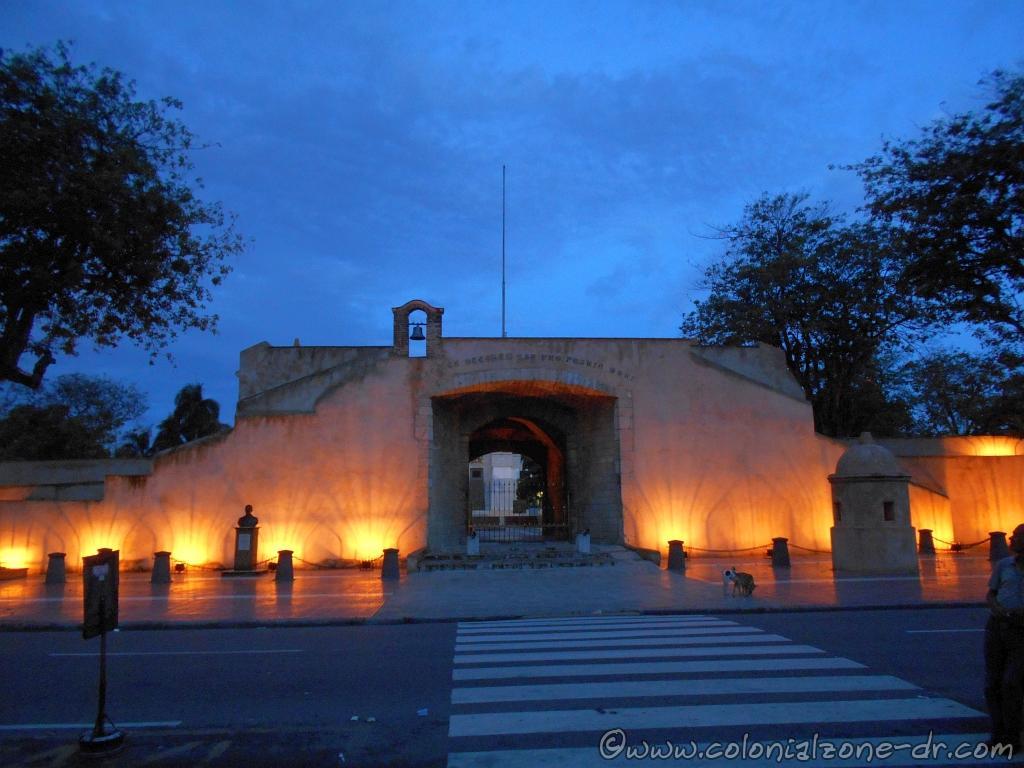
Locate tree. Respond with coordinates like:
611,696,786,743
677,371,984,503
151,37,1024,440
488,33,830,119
151,383,227,452
852,70,1024,344
115,427,154,458
896,349,1024,436
0,372,147,458
41,373,146,450
0,404,108,460
515,456,545,510
681,193,923,437
0,42,243,389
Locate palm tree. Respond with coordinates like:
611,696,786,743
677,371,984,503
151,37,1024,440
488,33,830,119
152,384,226,452
115,428,154,458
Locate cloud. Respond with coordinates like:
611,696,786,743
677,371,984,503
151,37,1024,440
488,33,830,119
4,0,1023,421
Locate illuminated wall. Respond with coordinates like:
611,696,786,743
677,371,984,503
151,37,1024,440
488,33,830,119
907,484,954,546
1,329,1022,573
618,343,845,555
901,456,1024,545
0,358,428,571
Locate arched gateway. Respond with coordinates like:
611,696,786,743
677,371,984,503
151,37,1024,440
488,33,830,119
428,378,623,549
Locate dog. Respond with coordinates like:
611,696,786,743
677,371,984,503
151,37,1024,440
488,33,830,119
723,567,756,597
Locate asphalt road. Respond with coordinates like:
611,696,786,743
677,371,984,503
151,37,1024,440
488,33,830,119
0,623,458,767
737,606,989,712
0,607,994,767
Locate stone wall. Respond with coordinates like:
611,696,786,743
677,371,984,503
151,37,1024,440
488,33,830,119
0,358,428,571
900,455,1024,545
1,331,1022,573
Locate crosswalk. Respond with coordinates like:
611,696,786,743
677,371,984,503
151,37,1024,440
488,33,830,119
446,614,997,767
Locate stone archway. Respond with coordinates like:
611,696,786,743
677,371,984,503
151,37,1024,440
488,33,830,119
427,380,622,551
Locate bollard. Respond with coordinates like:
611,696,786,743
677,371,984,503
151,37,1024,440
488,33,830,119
918,529,936,555
771,537,791,568
151,551,171,584
46,552,66,584
276,550,294,582
990,531,1011,561
467,530,480,556
381,548,400,580
576,529,591,555
667,540,685,573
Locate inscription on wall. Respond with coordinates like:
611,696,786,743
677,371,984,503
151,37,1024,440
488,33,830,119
447,352,634,381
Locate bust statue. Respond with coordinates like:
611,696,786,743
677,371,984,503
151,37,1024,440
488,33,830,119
237,504,259,528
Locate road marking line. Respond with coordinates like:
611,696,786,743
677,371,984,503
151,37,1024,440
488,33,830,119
447,697,982,737
461,615,713,629
457,620,739,637
446,733,994,768
140,741,202,764
199,740,232,765
0,721,182,731
748,575,991,584
906,628,984,634
456,629,767,651
452,656,860,681
49,649,303,657
457,626,741,642
455,635,794,663
451,675,917,704
13,744,77,767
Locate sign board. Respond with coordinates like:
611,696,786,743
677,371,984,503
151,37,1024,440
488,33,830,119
82,549,119,640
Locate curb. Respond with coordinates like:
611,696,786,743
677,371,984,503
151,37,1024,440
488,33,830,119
0,600,986,632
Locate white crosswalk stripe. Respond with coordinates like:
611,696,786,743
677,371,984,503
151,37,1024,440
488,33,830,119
460,626,757,643
456,627,769,651
447,614,995,767
451,675,918,704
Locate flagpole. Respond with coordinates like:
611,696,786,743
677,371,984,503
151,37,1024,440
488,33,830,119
502,164,507,338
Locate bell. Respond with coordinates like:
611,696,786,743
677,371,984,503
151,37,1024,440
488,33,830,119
409,323,426,341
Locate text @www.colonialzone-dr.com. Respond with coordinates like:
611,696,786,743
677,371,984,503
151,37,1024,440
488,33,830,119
598,729,1011,762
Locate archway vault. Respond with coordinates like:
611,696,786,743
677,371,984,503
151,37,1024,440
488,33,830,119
427,379,623,551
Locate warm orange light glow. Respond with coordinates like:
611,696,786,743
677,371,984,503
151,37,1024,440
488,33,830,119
173,543,215,567
334,519,400,562
76,540,119,562
956,436,1024,457
0,547,32,569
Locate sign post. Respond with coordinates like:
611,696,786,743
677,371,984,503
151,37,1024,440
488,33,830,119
79,548,125,755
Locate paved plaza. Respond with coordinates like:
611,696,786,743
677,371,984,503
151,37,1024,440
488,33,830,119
0,549,992,630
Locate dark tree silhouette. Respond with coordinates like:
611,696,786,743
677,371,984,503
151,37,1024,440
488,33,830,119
681,193,924,437
152,384,227,452
853,70,1024,344
0,42,243,389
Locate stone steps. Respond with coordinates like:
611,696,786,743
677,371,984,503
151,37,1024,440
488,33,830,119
416,549,616,572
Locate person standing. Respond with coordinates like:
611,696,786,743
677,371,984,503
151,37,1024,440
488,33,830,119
986,523,1024,751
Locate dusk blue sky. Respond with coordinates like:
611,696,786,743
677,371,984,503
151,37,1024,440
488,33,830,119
4,1,1023,428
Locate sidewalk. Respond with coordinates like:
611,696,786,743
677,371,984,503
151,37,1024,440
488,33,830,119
0,549,991,630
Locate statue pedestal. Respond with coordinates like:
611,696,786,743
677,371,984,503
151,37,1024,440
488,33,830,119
221,505,269,578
